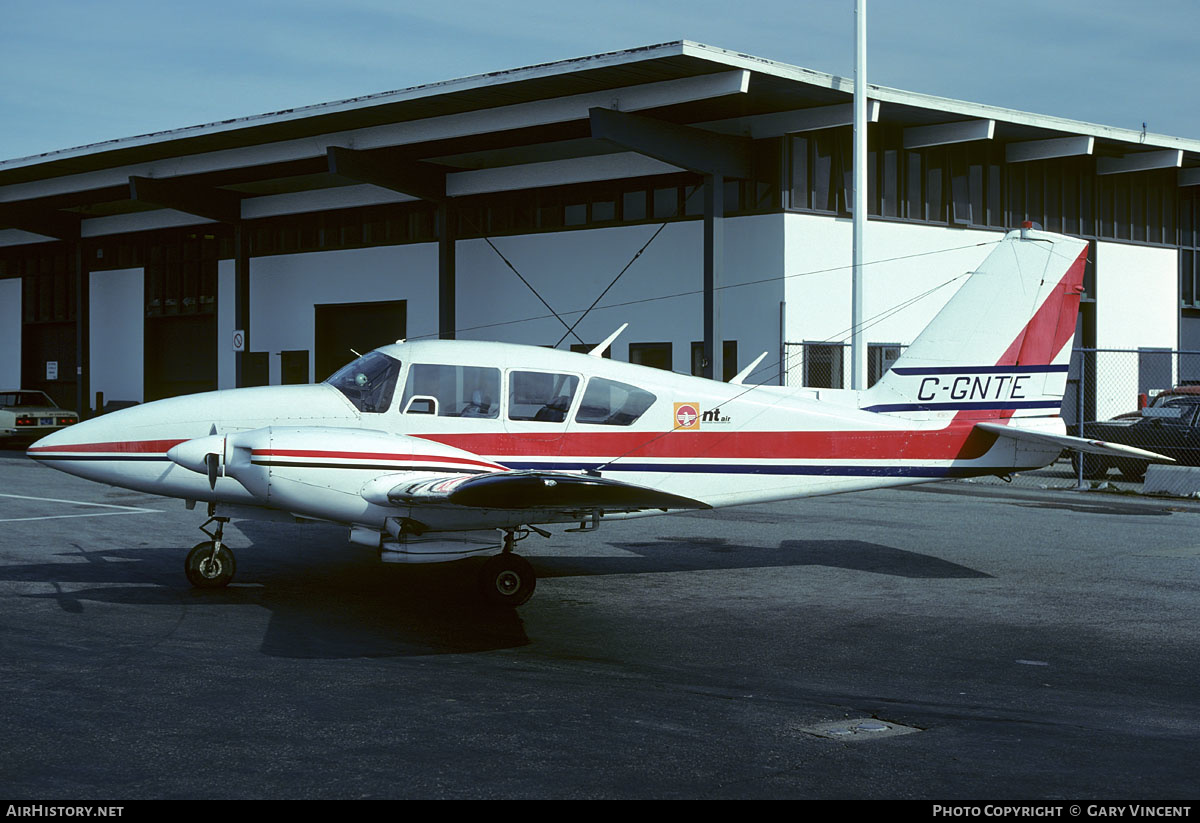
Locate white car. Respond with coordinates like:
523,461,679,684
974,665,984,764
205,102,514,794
0,391,78,445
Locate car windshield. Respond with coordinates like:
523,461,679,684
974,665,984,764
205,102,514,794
324,351,402,413
1143,397,1200,419
0,391,56,408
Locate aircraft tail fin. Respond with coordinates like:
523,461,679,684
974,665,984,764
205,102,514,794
860,228,1088,421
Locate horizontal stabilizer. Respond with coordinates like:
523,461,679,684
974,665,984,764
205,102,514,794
975,421,1175,463
378,470,711,513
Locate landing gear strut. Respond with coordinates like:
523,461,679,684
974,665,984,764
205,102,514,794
185,513,236,588
477,529,536,608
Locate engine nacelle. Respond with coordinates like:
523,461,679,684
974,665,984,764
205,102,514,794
178,425,505,525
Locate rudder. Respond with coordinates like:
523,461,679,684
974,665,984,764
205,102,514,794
860,228,1088,421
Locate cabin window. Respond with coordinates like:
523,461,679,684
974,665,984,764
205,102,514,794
575,378,656,426
324,351,402,414
400,364,500,418
508,371,579,422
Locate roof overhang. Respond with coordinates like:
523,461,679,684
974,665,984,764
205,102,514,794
3,40,1199,247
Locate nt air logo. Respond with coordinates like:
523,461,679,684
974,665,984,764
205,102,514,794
674,402,731,431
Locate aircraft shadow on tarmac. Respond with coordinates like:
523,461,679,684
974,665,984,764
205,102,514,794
6,525,986,660
538,536,991,580
11,545,531,659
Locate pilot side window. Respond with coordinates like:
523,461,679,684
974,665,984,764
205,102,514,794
508,371,580,422
324,351,402,414
575,378,656,426
400,364,500,418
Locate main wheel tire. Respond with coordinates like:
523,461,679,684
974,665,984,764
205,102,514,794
1070,451,1109,480
478,553,536,608
185,541,236,588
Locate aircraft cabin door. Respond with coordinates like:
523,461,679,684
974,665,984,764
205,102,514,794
503,369,582,456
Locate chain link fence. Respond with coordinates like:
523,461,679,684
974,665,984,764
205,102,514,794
781,343,1200,491
1011,347,1200,490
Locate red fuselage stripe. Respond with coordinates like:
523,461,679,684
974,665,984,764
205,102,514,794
251,449,507,470
27,439,187,454
416,426,998,460
29,429,1001,462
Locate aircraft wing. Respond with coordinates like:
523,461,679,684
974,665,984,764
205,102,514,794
974,421,1175,462
362,470,711,514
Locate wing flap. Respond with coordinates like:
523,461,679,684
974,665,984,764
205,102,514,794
371,470,710,513
975,421,1175,462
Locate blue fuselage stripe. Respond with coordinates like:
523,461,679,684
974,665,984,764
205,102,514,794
891,365,1069,375
500,462,1023,478
861,400,1061,413
29,454,1033,480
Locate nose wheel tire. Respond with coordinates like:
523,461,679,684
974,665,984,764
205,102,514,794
479,553,536,608
185,541,236,588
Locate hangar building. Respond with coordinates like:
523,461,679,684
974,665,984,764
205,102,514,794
2,41,1198,420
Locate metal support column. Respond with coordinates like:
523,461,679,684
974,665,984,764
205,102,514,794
851,0,869,389
234,224,250,387
73,242,89,418
437,202,456,339
1076,350,1086,488
704,172,724,381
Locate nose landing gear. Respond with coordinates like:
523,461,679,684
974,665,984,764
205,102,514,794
185,513,236,588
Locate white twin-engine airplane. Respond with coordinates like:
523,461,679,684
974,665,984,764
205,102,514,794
28,228,1171,607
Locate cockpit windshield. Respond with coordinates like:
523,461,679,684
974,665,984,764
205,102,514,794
324,351,402,413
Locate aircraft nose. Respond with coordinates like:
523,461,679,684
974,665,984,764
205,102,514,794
23,404,175,486
29,419,85,453
26,413,111,460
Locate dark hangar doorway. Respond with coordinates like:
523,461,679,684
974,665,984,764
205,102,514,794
143,234,219,402
315,300,407,382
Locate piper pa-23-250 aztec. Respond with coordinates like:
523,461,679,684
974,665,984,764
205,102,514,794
28,228,1172,607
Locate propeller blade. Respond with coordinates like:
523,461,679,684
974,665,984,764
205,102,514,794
205,452,220,490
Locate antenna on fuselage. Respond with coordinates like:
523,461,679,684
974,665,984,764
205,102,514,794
349,348,362,358
729,352,768,385
589,323,628,357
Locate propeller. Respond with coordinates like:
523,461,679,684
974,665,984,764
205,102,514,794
165,431,227,488
204,452,220,490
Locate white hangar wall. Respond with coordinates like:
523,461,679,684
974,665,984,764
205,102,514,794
88,267,143,404
218,259,236,390
242,215,785,384
246,244,439,385
781,214,1001,378
454,215,784,375
780,214,1183,413
0,277,20,388
62,217,1180,401
1093,242,1179,420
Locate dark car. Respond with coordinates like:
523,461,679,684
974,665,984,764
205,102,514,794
1071,392,1200,480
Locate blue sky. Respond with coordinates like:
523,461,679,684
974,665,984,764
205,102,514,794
2,0,1197,161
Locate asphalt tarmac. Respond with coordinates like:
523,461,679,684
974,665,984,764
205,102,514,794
1,448,1198,800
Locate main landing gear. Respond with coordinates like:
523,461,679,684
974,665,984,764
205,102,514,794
181,514,541,607
477,528,539,608
185,512,236,588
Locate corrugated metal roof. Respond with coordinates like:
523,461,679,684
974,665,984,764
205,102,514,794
1,40,1196,215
